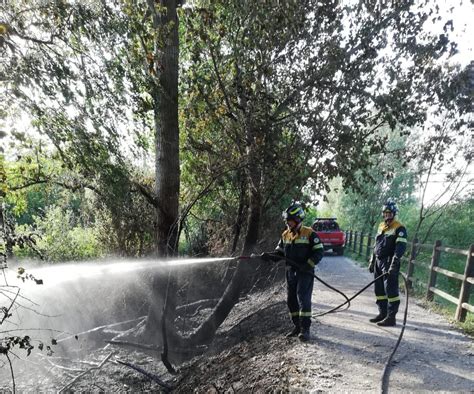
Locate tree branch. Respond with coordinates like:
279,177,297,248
208,44,237,121
0,288,20,325
6,352,15,394
114,358,173,392
58,351,116,393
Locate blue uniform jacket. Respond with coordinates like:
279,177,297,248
374,220,407,259
275,226,324,270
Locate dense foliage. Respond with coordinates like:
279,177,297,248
1,0,471,257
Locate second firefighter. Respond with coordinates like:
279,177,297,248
368,200,407,327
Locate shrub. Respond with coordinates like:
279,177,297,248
14,206,104,262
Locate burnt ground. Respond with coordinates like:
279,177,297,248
1,255,473,392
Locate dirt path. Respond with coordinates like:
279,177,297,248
287,255,474,392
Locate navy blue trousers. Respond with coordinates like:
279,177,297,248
374,257,400,317
286,267,314,329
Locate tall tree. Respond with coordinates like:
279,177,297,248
144,0,181,257
1,0,182,348
1,0,181,256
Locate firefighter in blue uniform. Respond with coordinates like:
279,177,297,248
258,202,324,341
369,200,407,327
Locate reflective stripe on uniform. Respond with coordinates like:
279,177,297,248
283,238,309,245
293,238,310,244
312,243,324,250
282,239,311,245
396,237,407,243
376,295,388,301
388,296,400,302
299,311,312,317
307,259,315,268
290,311,299,317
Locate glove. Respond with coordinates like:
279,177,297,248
388,256,400,274
306,258,318,269
368,255,375,273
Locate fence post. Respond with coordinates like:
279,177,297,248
426,240,442,301
345,230,349,247
348,230,352,248
406,237,418,291
365,232,372,260
358,232,364,256
353,231,358,253
455,244,474,322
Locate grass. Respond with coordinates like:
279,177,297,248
344,247,474,337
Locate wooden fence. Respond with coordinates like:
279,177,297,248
344,230,474,322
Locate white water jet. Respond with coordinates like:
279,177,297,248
1,256,234,287
0,256,236,348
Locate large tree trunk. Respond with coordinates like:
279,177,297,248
231,171,247,254
154,0,180,257
144,0,180,339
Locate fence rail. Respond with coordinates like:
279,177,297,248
344,230,474,323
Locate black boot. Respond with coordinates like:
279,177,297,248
377,316,396,327
369,313,387,323
298,327,310,342
285,325,300,337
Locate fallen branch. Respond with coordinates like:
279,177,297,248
105,316,147,345
92,383,105,391
175,297,247,317
75,359,102,367
105,339,160,351
114,357,173,392
105,339,208,358
58,351,116,393
175,299,219,315
57,316,146,343
39,355,85,373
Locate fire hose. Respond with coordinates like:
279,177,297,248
238,253,409,394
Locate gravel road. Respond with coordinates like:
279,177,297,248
294,254,474,392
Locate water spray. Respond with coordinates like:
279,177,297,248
3,257,235,288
